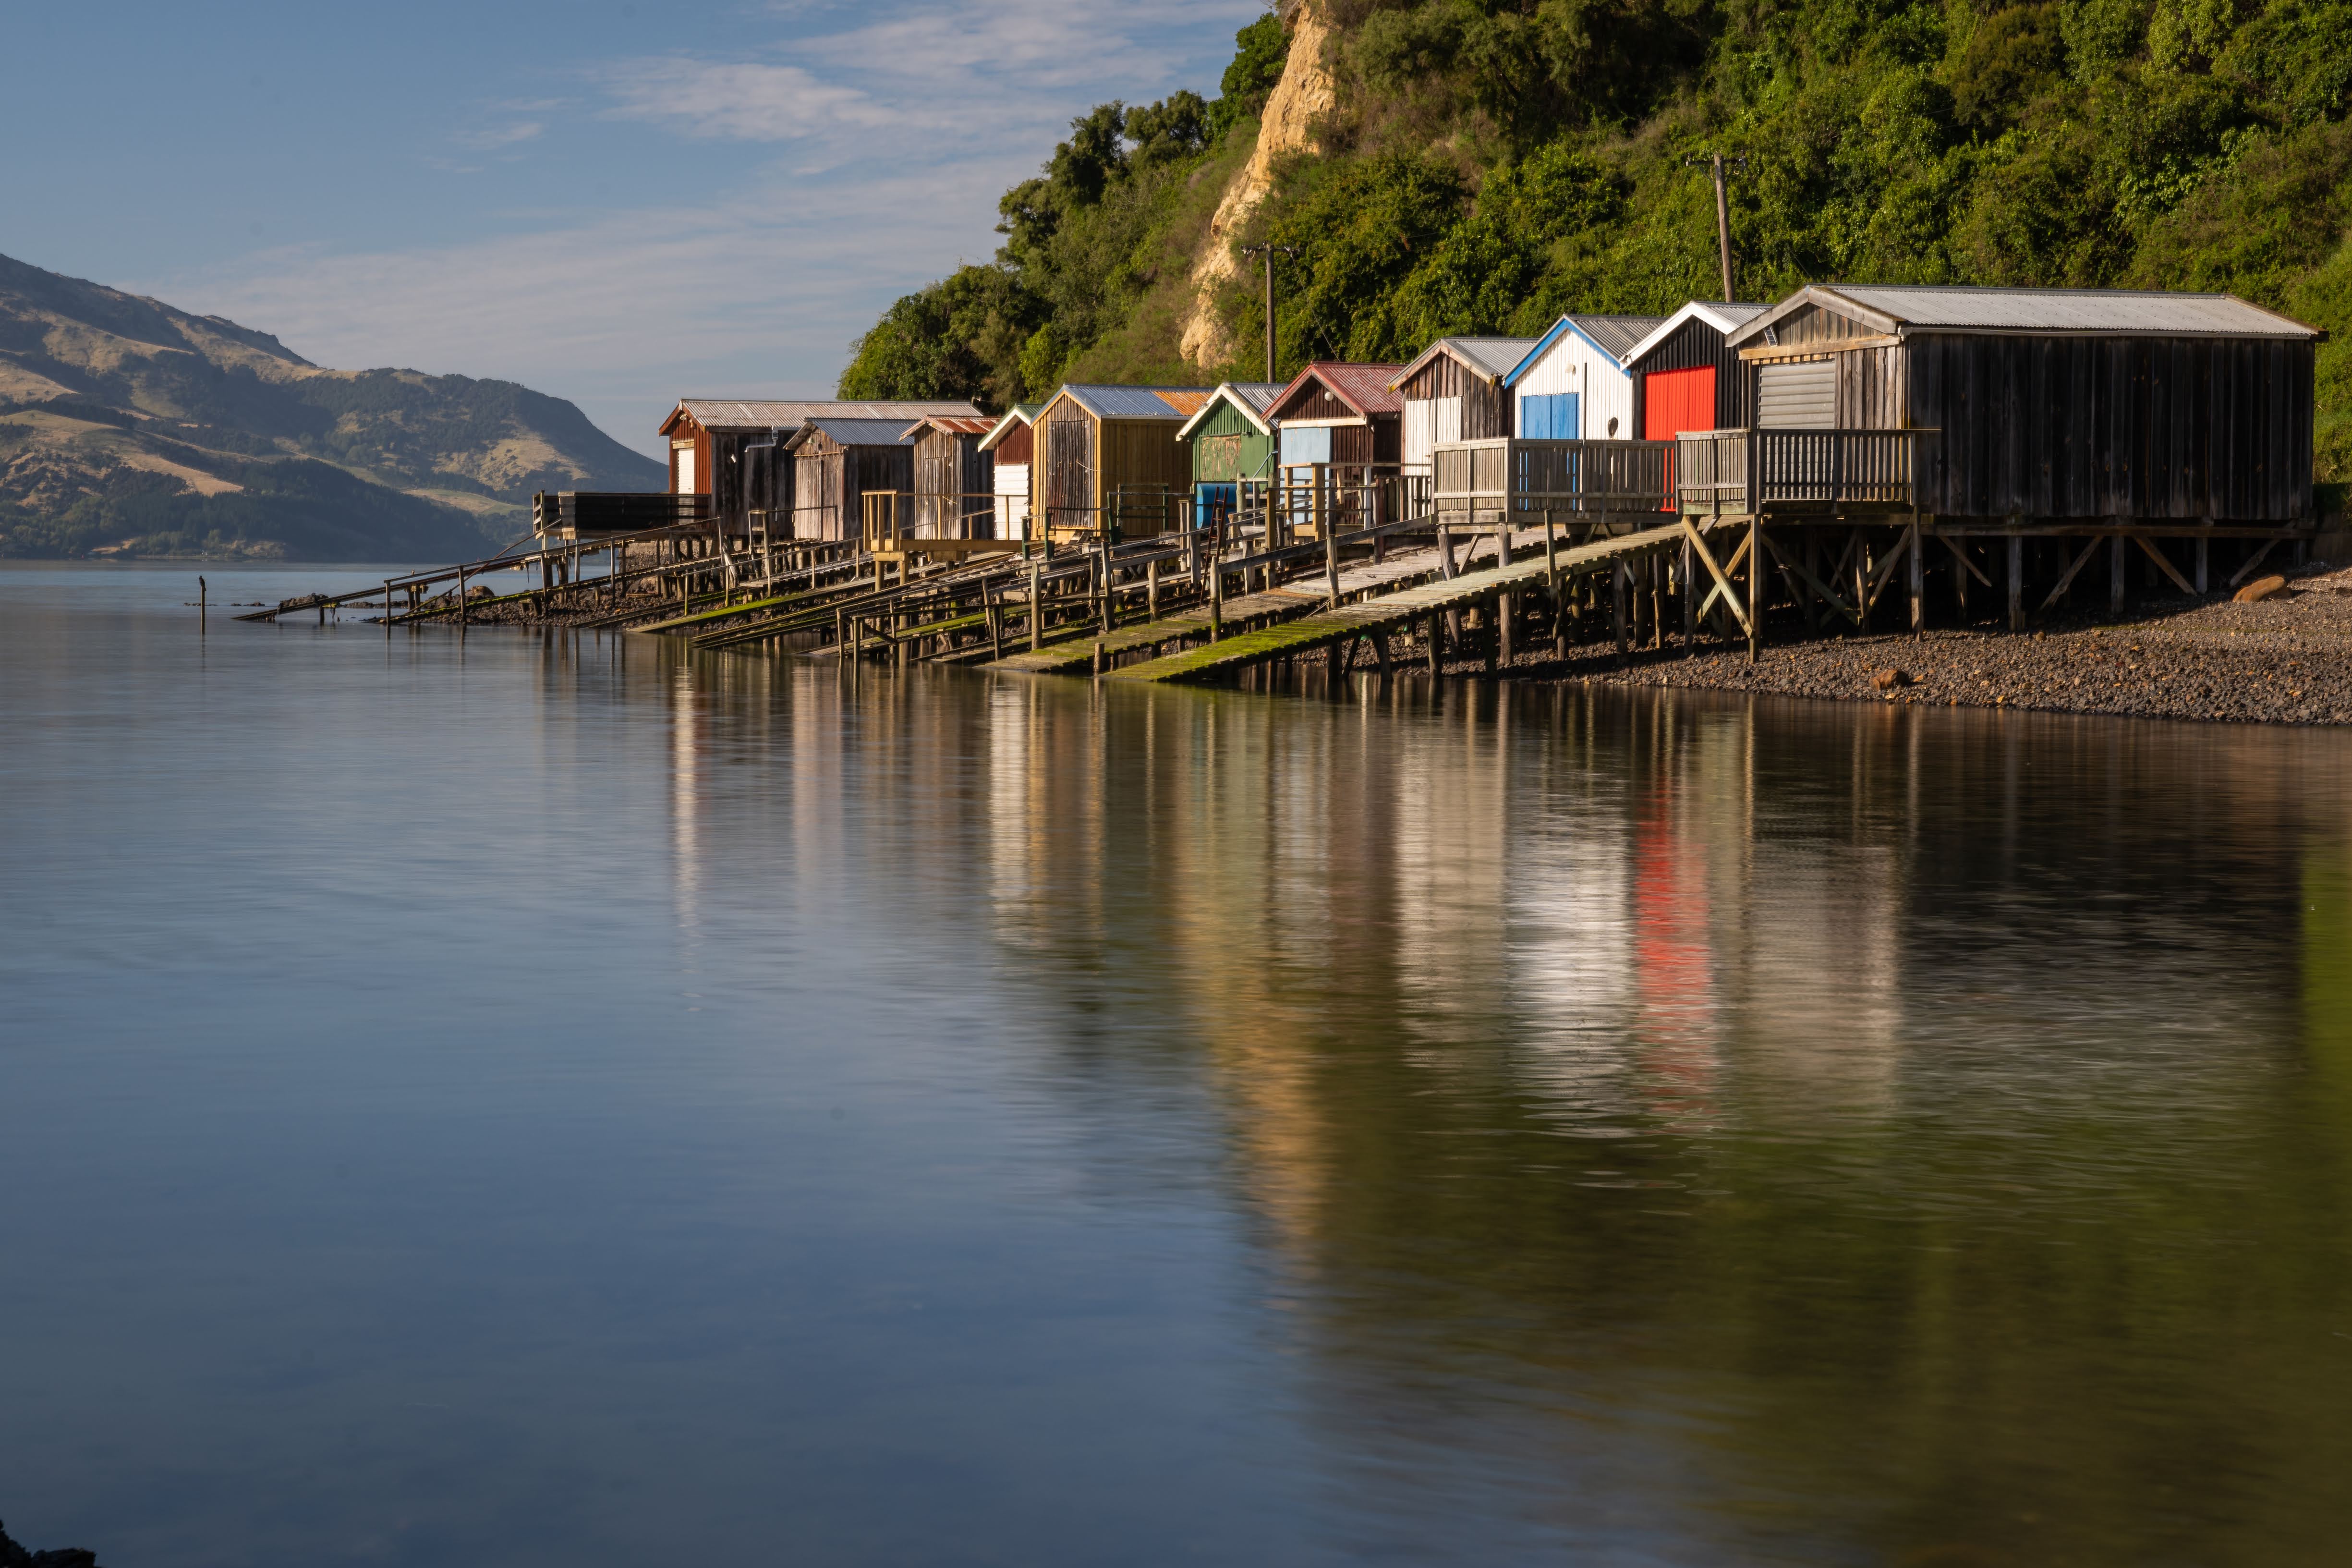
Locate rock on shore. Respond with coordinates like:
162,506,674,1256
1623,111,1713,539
0,1519,99,1568
1574,564,2352,726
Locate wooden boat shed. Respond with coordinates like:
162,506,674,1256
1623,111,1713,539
1619,302,1772,440
904,413,998,537
1269,362,1404,469
1501,314,1665,440
1037,384,1212,538
786,416,922,543
656,398,980,538
1388,337,1539,470
1176,382,1284,525
1714,284,2320,523
978,403,1043,541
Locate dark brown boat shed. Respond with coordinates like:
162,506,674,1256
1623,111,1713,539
787,417,921,543
1720,285,2321,523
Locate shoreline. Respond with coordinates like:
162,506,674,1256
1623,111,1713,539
1541,565,2352,727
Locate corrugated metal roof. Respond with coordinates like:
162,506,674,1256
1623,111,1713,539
666,398,980,432
1727,285,2320,347
901,414,997,438
1567,314,1669,359
1176,382,1288,438
1622,302,1774,366
1388,337,1543,390
791,417,920,448
1277,362,1405,417
1503,315,1670,385
1057,385,1216,420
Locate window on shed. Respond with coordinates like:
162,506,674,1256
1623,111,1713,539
1757,361,1835,428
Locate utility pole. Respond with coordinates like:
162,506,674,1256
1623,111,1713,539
1239,242,1300,383
1685,152,1747,301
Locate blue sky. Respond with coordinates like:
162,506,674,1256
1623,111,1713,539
1,0,1263,455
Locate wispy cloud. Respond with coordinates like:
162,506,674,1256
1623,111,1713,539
458,121,546,150
601,60,888,142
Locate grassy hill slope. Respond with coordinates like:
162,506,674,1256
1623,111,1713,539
0,252,663,560
839,0,2352,488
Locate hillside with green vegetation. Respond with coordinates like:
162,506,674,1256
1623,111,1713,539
839,0,2352,484
0,251,663,560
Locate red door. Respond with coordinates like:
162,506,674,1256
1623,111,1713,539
1644,366,1716,510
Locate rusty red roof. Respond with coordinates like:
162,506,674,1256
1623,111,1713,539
1272,362,1406,419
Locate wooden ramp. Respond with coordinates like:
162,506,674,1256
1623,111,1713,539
989,535,1505,674
1108,520,1721,683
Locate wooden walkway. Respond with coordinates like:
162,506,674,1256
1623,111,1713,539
1105,520,1727,683
989,534,1500,673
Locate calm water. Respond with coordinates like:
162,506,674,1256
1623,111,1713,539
5,563,2352,1566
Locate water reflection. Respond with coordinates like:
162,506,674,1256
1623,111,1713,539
645,651,2352,1564
10,564,2350,1565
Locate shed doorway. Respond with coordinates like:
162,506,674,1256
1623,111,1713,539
1520,393,1580,439
1643,366,1716,440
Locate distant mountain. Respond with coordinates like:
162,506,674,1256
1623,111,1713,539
0,251,664,560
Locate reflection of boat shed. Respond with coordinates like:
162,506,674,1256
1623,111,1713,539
1267,362,1404,470
1036,385,1212,537
657,399,980,538
978,403,1043,540
1388,338,1539,469
1620,302,1772,440
1176,383,1283,524
786,417,919,542
1501,314,1664,440
904,414,997,537
1715,284,2320,522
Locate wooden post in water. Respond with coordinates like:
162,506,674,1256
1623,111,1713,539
198,575,206,634
1746,518,1764,663
2008,535,2025,631
1209,558,1224,643
1907,519,1924,636
1425,612,1440,677
1148,556,1160,621
1029,559,1043,651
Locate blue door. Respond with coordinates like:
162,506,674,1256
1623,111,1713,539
1520,393,1579,438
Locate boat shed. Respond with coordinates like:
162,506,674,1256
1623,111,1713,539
657,398,981,537
1501,314,1665,441
1387,337,1540,470
1177,382,1285,525
1268,362,1404,470
904,413,998,537
786,416,921,542
1719,284,2321,522
978,403,1043,540
1621,302,1773,440
1036,385,1212,538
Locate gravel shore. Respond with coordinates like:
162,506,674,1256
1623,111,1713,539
1568,565,2352,725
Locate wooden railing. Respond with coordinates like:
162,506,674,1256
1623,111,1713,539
533,491,712,537
1431,439,1671,525
1675,429,1939,515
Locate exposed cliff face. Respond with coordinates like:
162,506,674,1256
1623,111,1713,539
1178,3,1337,369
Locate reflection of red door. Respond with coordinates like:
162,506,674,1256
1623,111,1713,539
1643,366,1716,510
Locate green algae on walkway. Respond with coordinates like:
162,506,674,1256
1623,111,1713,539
1110,520,1709,683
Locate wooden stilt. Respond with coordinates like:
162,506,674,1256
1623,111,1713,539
2007,535,2024,631
1746,517,1764,663
1907,519,1924,636
2109,534,2125,616
2195,535,2210,595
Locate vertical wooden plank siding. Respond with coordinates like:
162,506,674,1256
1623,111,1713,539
1886,331,2313,522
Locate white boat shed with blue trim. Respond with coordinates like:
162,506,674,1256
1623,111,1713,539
1501,313,1666,440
